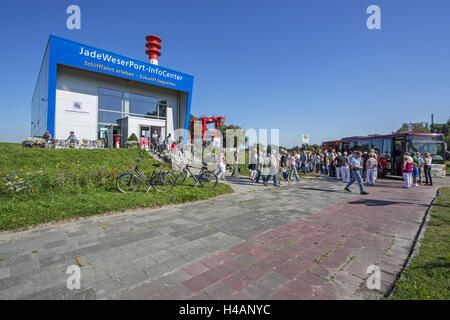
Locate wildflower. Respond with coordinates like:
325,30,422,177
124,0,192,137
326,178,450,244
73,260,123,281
14,176,18,179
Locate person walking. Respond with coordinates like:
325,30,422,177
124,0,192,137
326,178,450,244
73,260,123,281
249,148,258,181
423,152,433,186
341,152,350,183
335,152,342,180
378,153,387,179
255,151,265,183
217,151,227,181
263,150,280,187
344,151,369,195
366,153,378,185
288,151,301,182
315,152,322,174
417,152,424,185
412,152,420,187
232,150,240,179
322,151,329,175
151,131,158,151
361,152,369,182
300,151,308,174
401,153,414,188
330,149,337,177
164,133,172,151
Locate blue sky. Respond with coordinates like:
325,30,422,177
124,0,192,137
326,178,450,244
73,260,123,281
0,0,449,146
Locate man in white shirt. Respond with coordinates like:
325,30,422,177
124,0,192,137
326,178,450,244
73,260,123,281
263,150,280,187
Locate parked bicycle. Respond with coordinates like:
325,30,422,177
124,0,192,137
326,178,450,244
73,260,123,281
175,161,218,189
116,155,175,193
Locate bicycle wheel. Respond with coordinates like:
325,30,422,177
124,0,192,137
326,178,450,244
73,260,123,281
199,170,218,188
177,170,188,186
152,173,175,192
116,173,140,193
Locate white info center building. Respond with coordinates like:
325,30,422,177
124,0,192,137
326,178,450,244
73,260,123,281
31,35,194,147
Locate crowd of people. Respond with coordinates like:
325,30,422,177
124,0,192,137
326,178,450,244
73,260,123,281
215,147,434,193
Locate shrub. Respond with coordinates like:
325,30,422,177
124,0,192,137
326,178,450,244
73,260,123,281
128,133,138,141
22,137,46,148
126,140,139,149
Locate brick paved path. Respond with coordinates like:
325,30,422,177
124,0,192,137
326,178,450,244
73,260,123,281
110,178,437,300
0,177,437,299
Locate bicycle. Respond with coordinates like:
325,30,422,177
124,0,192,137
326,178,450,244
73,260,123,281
174,161,218,189
116,154,175,193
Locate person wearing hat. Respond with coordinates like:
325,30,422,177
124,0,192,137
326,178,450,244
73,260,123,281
366,153,378,185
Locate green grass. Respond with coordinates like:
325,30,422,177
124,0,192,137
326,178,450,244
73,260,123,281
0,143,233,231
446,161,449,174
389,187,450,300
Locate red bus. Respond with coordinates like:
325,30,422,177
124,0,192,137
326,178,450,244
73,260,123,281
322,133,447,177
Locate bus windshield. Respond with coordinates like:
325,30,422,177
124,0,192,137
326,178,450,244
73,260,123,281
409,140,445,162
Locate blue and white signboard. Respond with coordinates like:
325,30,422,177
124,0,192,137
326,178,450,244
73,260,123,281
44,35,194,136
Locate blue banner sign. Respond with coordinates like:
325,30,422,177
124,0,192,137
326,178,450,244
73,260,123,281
50,35,194,92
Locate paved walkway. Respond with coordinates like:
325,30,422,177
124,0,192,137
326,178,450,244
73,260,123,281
0,176,439,300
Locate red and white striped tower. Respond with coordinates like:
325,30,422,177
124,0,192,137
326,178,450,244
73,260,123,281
145,35,161,65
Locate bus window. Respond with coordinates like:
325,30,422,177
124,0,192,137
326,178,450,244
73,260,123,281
359,139,371,152
382,138,392,157
342,142,350,152
372,138,383,154
409,140,446,163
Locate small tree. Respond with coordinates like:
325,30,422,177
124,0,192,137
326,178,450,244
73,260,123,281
128,133,138,141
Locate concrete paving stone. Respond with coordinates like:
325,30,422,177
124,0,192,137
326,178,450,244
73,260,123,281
200,255,223,269
203,281,236,299
137,262,170,279
1,253,31,268
222,273,252,291
282,280,315,299
0,267,10,280
311,283,338,300
66,230,87,238
231,253,258,268
160,256,190,270
182,273,216,293
129,254,159,270
182,261,210,277
332,272,364,298
253,271,290,293
43,239,68,250
149,249,177,263
273,258,311,280
296,270,328,287
38,254,68,268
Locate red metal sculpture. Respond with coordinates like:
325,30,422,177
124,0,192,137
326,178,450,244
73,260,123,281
190,115,225,146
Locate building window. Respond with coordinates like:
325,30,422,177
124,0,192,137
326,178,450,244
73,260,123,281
129,93,158,117
98,88,122,112
98,110,122,124
98,88,168,120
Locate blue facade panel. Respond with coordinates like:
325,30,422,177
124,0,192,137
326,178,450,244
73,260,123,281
44,35,194,137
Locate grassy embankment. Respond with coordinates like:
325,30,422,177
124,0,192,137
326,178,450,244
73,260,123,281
389,187,450,300
0,143,233,231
